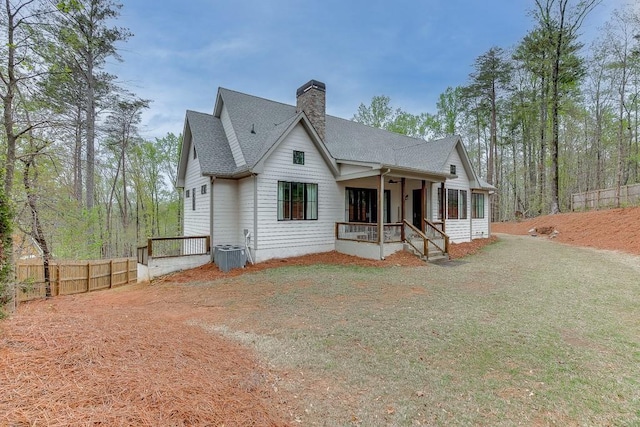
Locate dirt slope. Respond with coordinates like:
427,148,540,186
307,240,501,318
492,206,640,255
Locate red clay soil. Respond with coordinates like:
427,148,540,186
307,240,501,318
492,206,640,255
0,240,496,426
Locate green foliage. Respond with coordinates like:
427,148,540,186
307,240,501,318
56,0,83,13
353,95,443,139
352,95,394,128
436,86,465,135
466,47,513,102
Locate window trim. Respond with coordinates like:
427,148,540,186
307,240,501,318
447,189,459,219
277,181,318,221
446,189,469,220
460,190,468,220
293,150,305,165
472,193,485,219
346,187,390,224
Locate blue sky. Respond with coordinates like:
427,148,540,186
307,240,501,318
109,0,627,140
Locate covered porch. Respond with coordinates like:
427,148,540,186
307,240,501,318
334,167,451,261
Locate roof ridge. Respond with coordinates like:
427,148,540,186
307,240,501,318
391,140,429,151
186,109,213,116
219,87,296,110
327,114,431,145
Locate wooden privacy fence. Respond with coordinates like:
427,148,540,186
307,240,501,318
15,258,137,303
571,183,640,211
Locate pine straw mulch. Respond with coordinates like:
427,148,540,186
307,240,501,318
164,239,495,284
0,290,290,426
0,239,497,426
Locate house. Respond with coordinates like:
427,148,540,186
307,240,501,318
176,80,495,263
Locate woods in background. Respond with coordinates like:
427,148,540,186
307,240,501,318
0,0,181,307
0,0,639,309
354,1,639,222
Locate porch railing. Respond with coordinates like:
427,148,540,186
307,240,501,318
403,220,430,258
137,235,211,265
423,218,450,254
403,220,450,259
336,222,403,243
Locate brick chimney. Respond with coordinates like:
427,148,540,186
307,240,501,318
296,80,326,141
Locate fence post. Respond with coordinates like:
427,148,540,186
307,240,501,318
148,238,153,258
125,259,130,284
86,262,91,292
58,264,63,296
109,259,114,288
52,263,58,296
625,185,629,205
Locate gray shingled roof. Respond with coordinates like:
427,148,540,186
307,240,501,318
185,110,237,176
185,87,470,178
218,88,298,167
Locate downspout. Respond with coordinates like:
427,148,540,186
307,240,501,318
400,178,406,241
470,191,473,240
380,169,391,260
440,182,446,232
488,191,493,237
209,177,215,262
253,173,258,260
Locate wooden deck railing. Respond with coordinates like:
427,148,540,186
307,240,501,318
138,235,211,265
335,223,403,243
402,219,450,259
423,218,450,254
403,220,430,258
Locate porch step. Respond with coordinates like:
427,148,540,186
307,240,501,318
403,243,449,263
427,252,449,262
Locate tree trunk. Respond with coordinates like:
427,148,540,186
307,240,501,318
23,156,52,297
538,68,547,214
86,59,96,210
615,57,627,207
549,6,564,215
74,107,83,205
2,0,17,197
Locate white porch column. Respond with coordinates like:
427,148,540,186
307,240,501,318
379,172,385,260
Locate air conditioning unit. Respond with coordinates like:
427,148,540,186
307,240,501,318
214,244,246,272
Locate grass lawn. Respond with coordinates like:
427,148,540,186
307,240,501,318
190,235,640,425
3,235,639,426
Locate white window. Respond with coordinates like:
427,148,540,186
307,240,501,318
277,181,318,220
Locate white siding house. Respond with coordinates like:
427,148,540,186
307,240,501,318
252,124,342,262
182,142,210,237
212,179,238,246
442,146,471,243
176,80,495,263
